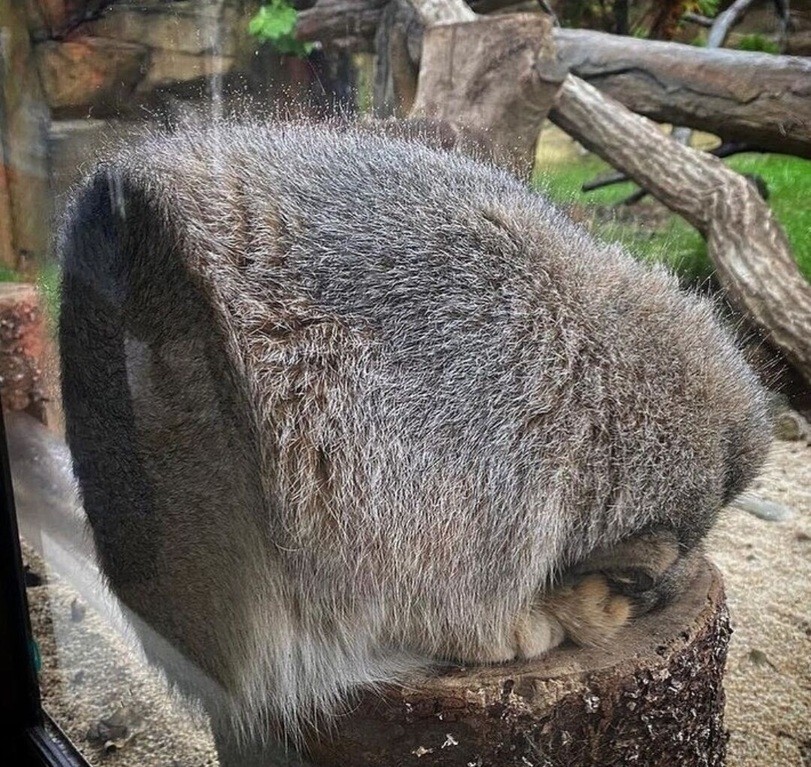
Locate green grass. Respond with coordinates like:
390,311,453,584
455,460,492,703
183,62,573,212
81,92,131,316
534,151,811,285
727,153,811,280
36,261,61,324
735,33,780,54
0,265,24,282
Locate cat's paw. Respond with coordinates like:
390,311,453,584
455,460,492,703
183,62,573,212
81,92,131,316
512,609,566,660
544,573,632,648
446,611,566,664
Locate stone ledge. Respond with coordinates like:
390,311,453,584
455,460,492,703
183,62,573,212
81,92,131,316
0,283,47,423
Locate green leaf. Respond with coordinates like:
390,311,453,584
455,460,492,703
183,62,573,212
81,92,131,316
696,0,720,16
249,1,296,40
248,12,265,37
248,0,312,57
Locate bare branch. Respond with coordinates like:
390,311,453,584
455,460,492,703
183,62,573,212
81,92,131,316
535,0,560,26
706,0,758,48
406,0,475,25
683,12,713,27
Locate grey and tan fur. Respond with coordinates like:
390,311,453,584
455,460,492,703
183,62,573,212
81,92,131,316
58,121,770,763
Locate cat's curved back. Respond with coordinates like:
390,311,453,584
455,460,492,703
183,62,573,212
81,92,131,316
58,121,771,737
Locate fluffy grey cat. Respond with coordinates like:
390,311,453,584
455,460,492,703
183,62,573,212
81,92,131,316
58,120,770,764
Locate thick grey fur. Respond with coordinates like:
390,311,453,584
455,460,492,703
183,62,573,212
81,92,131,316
57,121,771,759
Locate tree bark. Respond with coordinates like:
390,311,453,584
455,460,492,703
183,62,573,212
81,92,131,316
296,0,525,49
553,29,811,159
671,0,758,148
304,560,730,767
373,0,422,117
296,0,389,52
705,0,758,48
550,76,811,388
297,2,811,160
647,0,690,40
410,13,566,177
407,0,476,24
617,0,758,183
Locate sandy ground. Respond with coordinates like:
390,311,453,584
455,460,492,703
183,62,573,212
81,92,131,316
16,428,811,766
23,544,218,766
707,438,811,767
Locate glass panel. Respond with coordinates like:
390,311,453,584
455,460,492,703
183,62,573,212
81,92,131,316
3,3,808,767
2,2,366,764
12,412,219,765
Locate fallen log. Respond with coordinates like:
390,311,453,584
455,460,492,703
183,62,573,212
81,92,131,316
609,0,761,190
549,75,811,389
553,28,811,159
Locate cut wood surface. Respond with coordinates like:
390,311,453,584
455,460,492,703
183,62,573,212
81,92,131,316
411,13,565,177
305,560,730,767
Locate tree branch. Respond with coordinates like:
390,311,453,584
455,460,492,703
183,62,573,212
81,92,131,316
550,77,811,383
706,0,758,48
404,0,475,24
682,12,713,27
582,142,766,193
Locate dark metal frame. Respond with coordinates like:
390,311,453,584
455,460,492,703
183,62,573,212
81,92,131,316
0,404,91,767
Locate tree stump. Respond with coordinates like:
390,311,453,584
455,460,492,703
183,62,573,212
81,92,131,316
305,559,729,767
410,14,567,178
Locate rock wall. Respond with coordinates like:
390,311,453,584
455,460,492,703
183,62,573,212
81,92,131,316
28,0,257,120
1,0,330,272
0,0,52,274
